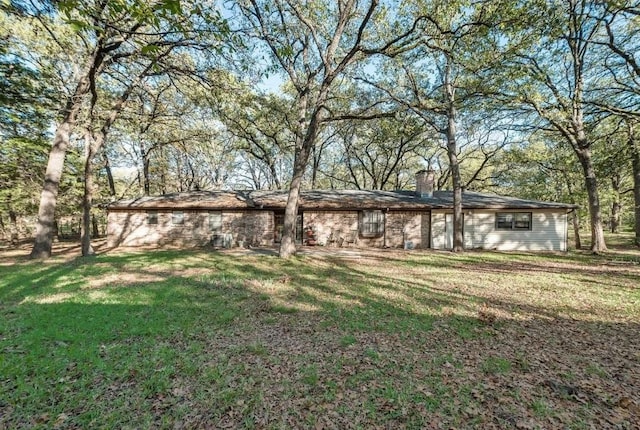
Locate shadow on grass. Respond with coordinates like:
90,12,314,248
1,248,639,428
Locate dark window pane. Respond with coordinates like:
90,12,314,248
496,212,531,230
514,213,531,230
361,210,384,237
496,213,513,229
147,211,158,225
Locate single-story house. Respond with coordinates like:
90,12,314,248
107,171,577,251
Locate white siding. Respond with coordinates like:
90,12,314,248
431,212,446,249
431,210,568,251
430,211,475,249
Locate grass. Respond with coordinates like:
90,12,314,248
481,356,512,375
0,237,639,428
531,398,552,417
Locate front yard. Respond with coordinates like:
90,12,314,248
1,241,639,428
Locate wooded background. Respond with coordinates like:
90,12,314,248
0,0,638,257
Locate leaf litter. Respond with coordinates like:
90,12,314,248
1,246,639,428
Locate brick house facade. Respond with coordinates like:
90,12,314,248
107,172,577,251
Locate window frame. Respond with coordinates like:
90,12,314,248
172,211,185,225
359,210,385,238
209,211,222,232
147,210,159,225
495,212,532,231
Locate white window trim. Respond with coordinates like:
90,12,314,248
495,212,532,231
209,211,222,232
172,211,184,225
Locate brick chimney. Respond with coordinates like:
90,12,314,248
415,170,435,198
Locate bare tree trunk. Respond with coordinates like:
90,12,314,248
445,69,463,252
311,144,318,189
52,219,59,241
610,173,621,233
268,160,281,190
103,151,116,197
140,145,154,195
562,173,581,250
80,65,141,256
278,114,318,257
30,54,98,258
81,131,97,256
575,147,607,253
31,116,77,258
9,209,18,245
567,5,606,253
279,158,306,258
447,122,464,252
572,211,582,250
92,214,99,238
142,143,151,196
159,146,166,194
628,120,640,247
279,89,312,258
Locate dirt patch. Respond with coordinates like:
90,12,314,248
0,239,110,265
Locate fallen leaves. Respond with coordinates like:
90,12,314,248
2,245,640,429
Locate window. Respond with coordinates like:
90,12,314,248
172,211,184,225
209,211,222,232
513,213,532,230
495,212,532,230
147,211,158,225
360,210,384,237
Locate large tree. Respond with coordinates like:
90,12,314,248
236,0,423,258
592,2,640,245
506,0,609,252
365,0,518,251
26,0,228,258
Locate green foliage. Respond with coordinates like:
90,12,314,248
0,12,56,139
0,138,48,214
1,0,639,248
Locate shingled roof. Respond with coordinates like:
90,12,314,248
108,190,577,211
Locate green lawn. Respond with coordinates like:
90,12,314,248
1,240,639,428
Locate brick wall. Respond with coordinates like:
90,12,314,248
303,210,430,248
222,211,273,246
303,211,358,246
108,208,430,249
385,211,429,248
107,210,274,248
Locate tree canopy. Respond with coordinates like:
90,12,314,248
1,0,639,255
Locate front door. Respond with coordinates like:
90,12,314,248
274,214,284,243
274,213,303,244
